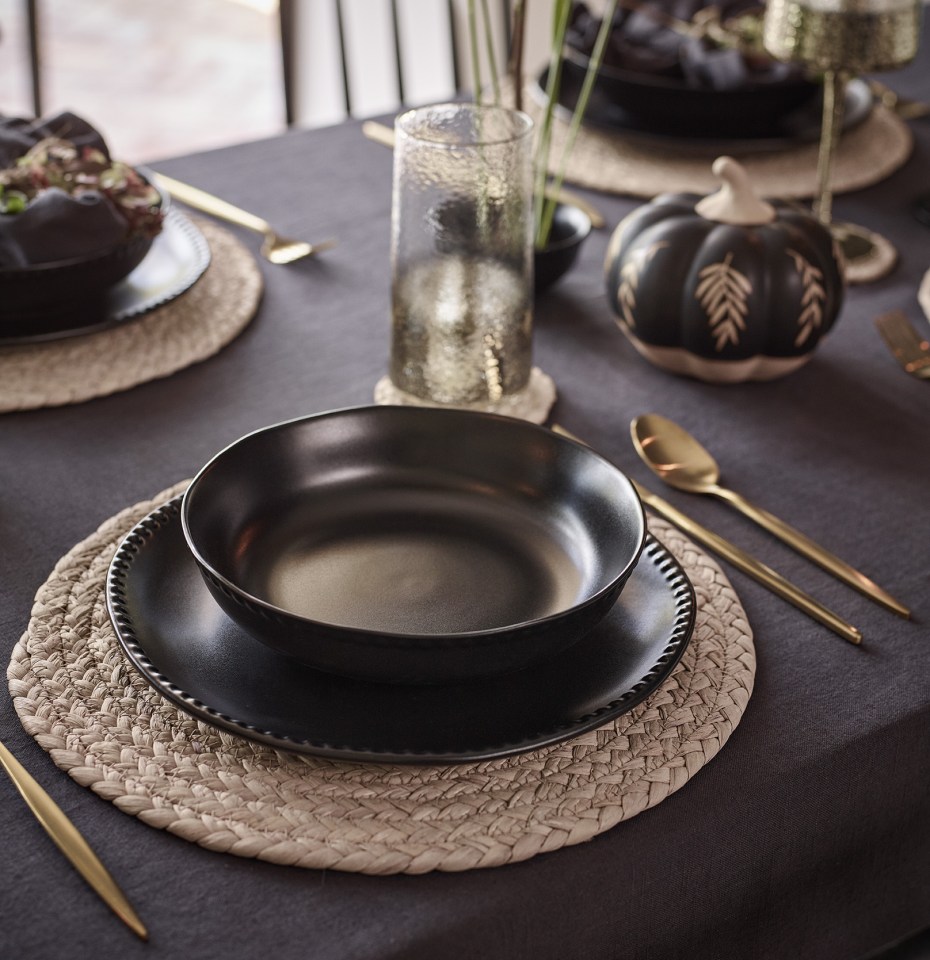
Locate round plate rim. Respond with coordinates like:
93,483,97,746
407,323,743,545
106,497,697,764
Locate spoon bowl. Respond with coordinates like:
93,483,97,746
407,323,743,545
630,413,724,495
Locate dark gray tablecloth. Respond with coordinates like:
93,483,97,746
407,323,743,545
2,49,930,960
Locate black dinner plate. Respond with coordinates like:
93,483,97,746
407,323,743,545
537,70,874,154
0,209,210,345
107,498,696,764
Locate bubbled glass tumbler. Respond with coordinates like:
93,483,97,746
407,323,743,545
389,103,534,406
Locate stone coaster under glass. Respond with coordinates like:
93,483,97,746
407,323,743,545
374,367,557,424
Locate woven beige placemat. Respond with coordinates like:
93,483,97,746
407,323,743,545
8,481,755,875
0,220,263,413
529,94,912,200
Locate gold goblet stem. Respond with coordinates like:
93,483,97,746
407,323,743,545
814,69,849,226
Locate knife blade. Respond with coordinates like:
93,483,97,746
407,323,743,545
0,740,148,940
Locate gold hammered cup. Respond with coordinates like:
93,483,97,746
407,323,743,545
375,103,556,423
763,0,922,282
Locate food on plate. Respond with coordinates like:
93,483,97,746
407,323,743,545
0,111,163,268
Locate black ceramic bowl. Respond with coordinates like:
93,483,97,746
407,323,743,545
559,47,819,140
535,203,593,292
0,176,165,335
182,406,646,684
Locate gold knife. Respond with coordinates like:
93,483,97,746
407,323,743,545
552,425,862,646
0,739,148,940
360,120,607,230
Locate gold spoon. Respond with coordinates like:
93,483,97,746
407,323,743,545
553,423,861,644
630,413,910,619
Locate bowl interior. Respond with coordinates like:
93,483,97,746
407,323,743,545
543,202,592,252
182,407,645,640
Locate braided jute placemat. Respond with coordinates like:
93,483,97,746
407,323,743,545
526,93,912,201
0,219,262,413
8,481,754,875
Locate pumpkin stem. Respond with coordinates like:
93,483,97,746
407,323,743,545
695,156,777,226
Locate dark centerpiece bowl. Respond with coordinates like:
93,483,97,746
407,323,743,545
535,202,593,291
0,135,166,337
559,45,818,140
0,206,161,315
181,406,646,685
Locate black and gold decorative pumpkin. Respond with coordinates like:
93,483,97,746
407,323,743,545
605,157,845,382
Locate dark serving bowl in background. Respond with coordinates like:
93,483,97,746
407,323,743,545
181,406,647,685
558,45,820,140
0,174,165,337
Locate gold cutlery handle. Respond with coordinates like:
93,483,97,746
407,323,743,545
632,482,861,645
552,425,862,645
155,173,270,236
714,486,910,619
360,121,606,229
0,739,148,940
361,119,396,150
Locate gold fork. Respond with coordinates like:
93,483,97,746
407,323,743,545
155,173,336,265
874,310,930,379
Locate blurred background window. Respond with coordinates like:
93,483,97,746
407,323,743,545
0,0,283,163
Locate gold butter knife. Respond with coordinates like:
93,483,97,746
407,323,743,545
360,120,607,230
0,739,148,940
552,425,862,646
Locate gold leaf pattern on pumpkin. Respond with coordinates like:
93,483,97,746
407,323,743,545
786,248,826,347
616,241,668,328
694,252,751,351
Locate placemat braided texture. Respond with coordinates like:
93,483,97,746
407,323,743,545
8,482,755,875
530,96,912,200
0,220,262,413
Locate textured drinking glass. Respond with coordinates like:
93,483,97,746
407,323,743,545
390,103,534,405
763,0,920,72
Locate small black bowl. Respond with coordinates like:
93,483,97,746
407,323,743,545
182,406,646,685
535,202,592,292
